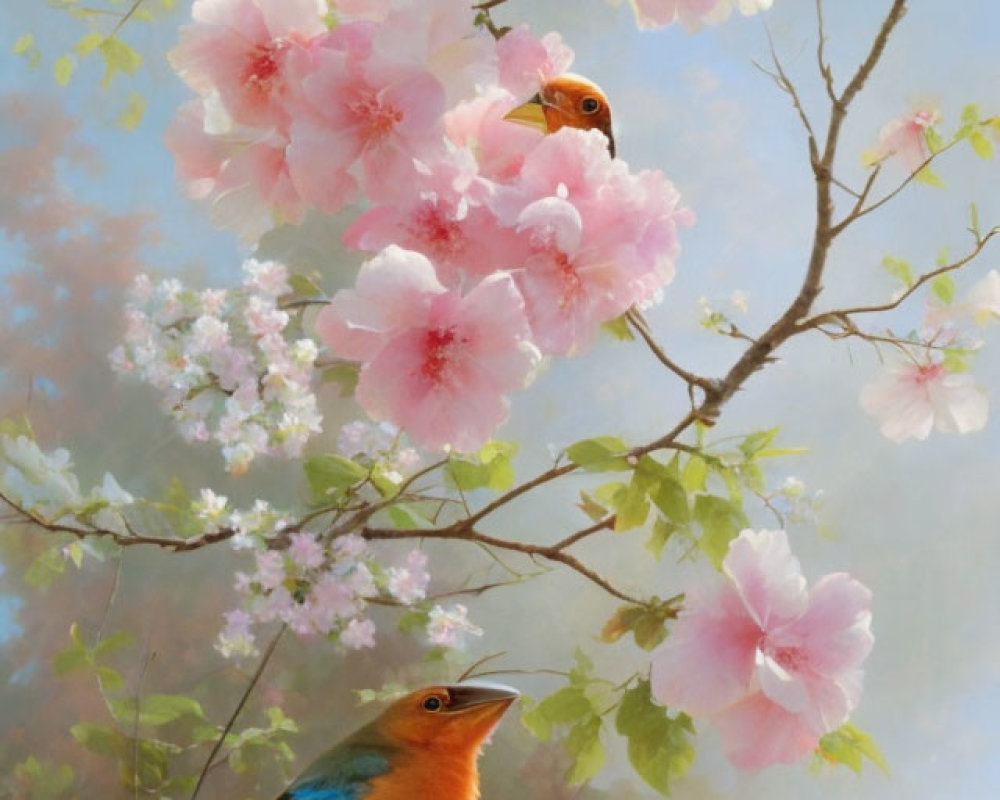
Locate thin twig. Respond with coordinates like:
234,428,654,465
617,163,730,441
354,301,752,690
190,625,286,800
625,309,715,390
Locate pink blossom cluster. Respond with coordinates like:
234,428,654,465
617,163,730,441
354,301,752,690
612,0,775,32
426,603,483,649
652,529,873,769
860,269,998,443
165,1,693,451
217,522,439,656
109,260,321,473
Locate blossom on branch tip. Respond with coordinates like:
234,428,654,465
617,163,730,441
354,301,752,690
426,603,483,649
651,529,873,769
866,109,939,173
387,549,430,605
614,0,773,32
859,361,989,442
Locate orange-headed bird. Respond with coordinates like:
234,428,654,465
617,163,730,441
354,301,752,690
276,683,518,800
504,74,616,157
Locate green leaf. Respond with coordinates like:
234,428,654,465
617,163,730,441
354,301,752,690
98,37,142,87
118,92,145,131
961,103,981,127
970,202,981,238
93,629,134,659
288,273,323,298
566,716,605,784
447,441,517,492
680,455,708,492
112,694,206,726
646,518,679,560
522,687,592,741
931,274,955,304
693,494,748,569
816,723,889,776
914,166,945,187
322,363,360,397
615,473,651,532
25,546,67,590
53,54,75,85
601,314,635,341
600,604,671,650
75,32,104,58
387,504,433,530
13,756,75,797
881,255,914,287
969,129,994,160
577,491,609,523
53,643,89,676
616,680,695,796
95,664,126,691
12,32,35,55
924,126,945,154
71,723,127,758
304,454,367,499
739,428,779,458
565,436,633,472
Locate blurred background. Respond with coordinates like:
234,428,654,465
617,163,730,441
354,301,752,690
1,0,999,797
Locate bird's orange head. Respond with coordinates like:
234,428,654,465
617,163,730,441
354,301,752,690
504,73,616,157
374,683,519,751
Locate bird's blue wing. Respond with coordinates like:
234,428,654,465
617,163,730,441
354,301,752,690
278,748,392,800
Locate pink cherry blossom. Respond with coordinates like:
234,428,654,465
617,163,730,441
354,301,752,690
342,148,527,285
860,361,989,442
387,549,430,604
651,529,873,770
445,87,546,183
287,34,448,205
870,109,938,172
926,269,1000,330
619,0,772,30
288,532,325,570
426,603,483,649
316,246,539,452
493,128,693,354
165,101,305,241
169,0,326,130
341,617,377,649
495,26,574,99
371,0,493,105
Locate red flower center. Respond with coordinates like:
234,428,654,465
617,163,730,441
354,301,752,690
421,326,459,382
351,91,404,144
554,251,585,308
244,40,289,95
411,203,461,258
913,363,944,385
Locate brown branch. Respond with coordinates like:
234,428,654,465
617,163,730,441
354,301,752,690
625,309,716,391
0,488,237,551
362,523,642,604
801,227,999,326
831,139,961,236
815,0,837,102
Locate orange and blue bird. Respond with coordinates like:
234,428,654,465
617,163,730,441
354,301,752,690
504,74,616,157
275,683,518,800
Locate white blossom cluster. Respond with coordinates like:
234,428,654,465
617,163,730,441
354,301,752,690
1,434,134,533
109,259,322,474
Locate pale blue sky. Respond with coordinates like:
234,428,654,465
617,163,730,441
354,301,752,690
2,1,1000,798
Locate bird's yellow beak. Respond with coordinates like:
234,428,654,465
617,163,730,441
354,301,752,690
503,94,549,133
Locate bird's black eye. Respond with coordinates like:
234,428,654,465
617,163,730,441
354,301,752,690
423,695,444,712
580,96,601,115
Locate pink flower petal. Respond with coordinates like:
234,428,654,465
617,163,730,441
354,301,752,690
723,529,808,630
714,692,819,769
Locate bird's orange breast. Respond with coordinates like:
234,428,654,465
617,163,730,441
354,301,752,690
365,748,480,800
